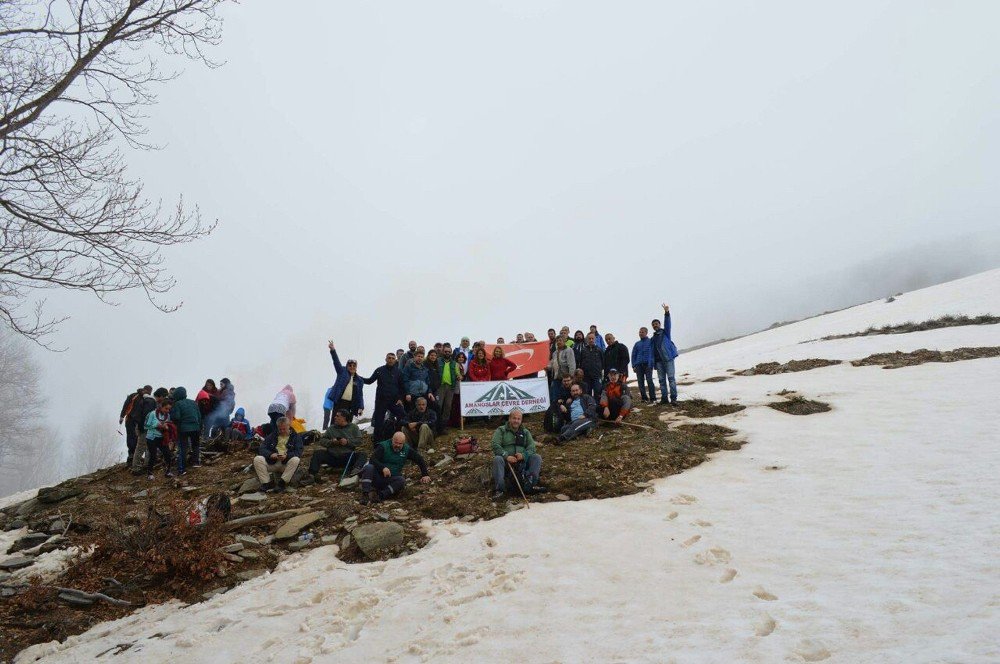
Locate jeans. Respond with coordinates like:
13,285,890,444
308,448,365,475
359,464,406,499
177,430,200,473
492,454,542,493
655,358,677,402
634,364,656,401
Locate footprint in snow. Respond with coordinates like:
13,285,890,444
753,586,778,601
719,568,737,583
681,535,701,548
793,639,832,661
754,614,777,637
671,494,698,505
665,511,679,520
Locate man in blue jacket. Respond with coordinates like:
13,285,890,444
325,341,365,427
631,326,656,403
651,303,679,405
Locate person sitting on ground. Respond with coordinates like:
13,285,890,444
359,432,430,504
401,348,435,409
631,327,657,404
144,396,176,480
228,407,254,442
544,375,575,432
310,409,365,483
489,346,517,380
556,383,599,443
651,303,680,405
600,368,633,423
401,397,437,450
603,333,630,380
490,408,545,501
467,347,492,382
267,384,297,427
325,341,365,426
253,416,303,493
579,333,604,398
364,352,406,441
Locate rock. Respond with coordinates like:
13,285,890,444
321,535,338,544
341,534,351,550
375,512,390,522
556,494,570,501
221,543,245,553
7,532,49,553
459,515,476,523
0,556,35,571
434,455,453,468
238,478,261,494
36,485,83,504
83,494,104,502
338,475,358,488
131,489,149,499
344,516,358,523
239,493,267,503
288,540,311,552
240,550,260,559
182,486,199,493
49,520,66,534
236,569,266,581
16,498,41,518
235,535,259,546
455,453,474,460
0,572,10,582
6,519,25,531
260,535,274,545
352,522,404,557
38,536,69,554
222,553,244,563
274,511,327,540
58,592,94,607
202,587,228,600
634,482,654,489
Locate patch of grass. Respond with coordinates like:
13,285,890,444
673,398,746,418
737,359,841,376
814,314,1000,341
767,396,831,415
851,346,1000,369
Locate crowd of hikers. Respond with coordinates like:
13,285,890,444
118,304,679,502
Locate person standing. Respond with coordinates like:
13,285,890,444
325,341,365,426
144,396,176,480
170,386,202,475
436,348,462,434
467,347,492,382
131,386,158,475
364,352,406,441
549,335,576,382
651,303,680,405
267,385,297,428
119,387,145,467
489,346,517,380
631,327,657,403
602,333,630,380
579,333,605,399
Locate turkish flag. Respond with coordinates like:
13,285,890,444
484,341,550,378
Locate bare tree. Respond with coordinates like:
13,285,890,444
0,0,228,345
70,411,122,475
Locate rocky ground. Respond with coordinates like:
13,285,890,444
0,398,749,662
815,314,1000,341
850,346,1000,369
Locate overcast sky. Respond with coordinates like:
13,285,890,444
27,0,1000,446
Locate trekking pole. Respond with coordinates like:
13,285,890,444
338,451,356,485
506,461,530,509
599,419,654,431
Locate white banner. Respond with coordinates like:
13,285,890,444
460,378,550,417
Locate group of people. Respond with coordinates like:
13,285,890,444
118,305,680,502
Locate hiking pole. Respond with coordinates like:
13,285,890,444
338,451,356,485
599,419,654,431
506,461,530,509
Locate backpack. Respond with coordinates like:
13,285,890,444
543,406,562,433
454,436,478,455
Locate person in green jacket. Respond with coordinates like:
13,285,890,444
170,386,202,475
490,408,546,500
309,409,366,483
358,432,430,504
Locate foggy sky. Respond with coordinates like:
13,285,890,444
23,0,1000,461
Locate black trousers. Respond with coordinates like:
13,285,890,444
359,464,406,498
309,448,366,475
372,398,405,441
125,422,139,459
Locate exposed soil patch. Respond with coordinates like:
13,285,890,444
672,398,746,418
0,401,743,660
812,314,1000,341
851,346,1000,369
768,396,831,415
702,376,731,383
737,359,841,376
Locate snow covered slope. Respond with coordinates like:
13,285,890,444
16,270,1000,664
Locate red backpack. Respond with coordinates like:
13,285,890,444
454,436,479,455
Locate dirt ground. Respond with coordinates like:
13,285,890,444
0,398,745,661
767,395,832,415
737,359,842,376
817,314,1000,341
851,346,1000,369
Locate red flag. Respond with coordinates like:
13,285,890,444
484,341,550,378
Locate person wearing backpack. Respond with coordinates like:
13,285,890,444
131,386,159,475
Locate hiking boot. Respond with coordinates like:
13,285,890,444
346,464,364,478
491,491,506,501
260,481,276,493
165,471,175,478
274,479,287,493
359,491,372,506
312,473,326,484
659,398,670,406
191,463,202,468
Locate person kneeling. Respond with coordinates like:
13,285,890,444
253,417,303,493
310,409,366,483
599,368,633,423
402,397,437,450
491,409,546,501
359,432,430,504
556,383,598,444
